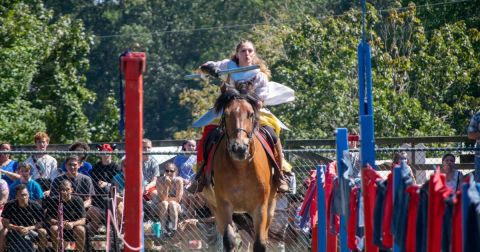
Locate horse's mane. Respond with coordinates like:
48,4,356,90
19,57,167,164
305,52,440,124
214,86,259,116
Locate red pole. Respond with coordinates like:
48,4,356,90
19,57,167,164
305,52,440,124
121,52,146,251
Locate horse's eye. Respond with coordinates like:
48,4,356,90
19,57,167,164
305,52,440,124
248,113,254,119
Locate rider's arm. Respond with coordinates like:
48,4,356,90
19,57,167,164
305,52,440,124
253,72,269,102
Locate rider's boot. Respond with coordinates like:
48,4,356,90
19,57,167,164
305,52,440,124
274,141,290,193
186,162,206,194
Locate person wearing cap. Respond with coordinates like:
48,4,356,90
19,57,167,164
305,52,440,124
88,144,120,234
90,144,119,202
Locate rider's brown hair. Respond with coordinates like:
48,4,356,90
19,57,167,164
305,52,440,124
230,40,271,79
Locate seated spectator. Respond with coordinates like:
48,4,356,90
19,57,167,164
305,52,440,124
50,155,95,208
8,163,43,201
156,162,183,235
142,139,160,201
0,143,20,186
391,151,416,183
441,153,464,191
0,178,8,252
173,139,197,184
88,144,120,232
111,159,125,224
90,144,119,205
60,142,93,176
45,180,86,252
112,159,125,193
24,132,59,195
1,184,47,252
0,178,8,210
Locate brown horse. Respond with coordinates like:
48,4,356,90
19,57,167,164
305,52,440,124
202,87,277,252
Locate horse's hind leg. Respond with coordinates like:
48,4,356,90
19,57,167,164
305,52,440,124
252,205,269,252
216,200,235,252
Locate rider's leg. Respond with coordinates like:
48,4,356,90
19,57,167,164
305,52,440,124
187,125,218,193
263,126,289,193
274,140,290,193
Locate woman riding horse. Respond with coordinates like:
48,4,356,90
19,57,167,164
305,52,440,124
209,86,277,251
189,40,293,193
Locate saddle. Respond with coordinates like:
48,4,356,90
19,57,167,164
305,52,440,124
201,126,281,188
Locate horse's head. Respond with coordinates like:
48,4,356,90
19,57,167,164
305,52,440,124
215,86,259,161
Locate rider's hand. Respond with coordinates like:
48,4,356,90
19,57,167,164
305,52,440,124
200,63,219,78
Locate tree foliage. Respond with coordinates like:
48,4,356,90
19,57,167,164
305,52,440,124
2,0,480,143
254,3,480,138
0,1,101,144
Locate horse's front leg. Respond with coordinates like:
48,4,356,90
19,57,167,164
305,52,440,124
252,204,269,252
215,199,235,252
265,191,277,234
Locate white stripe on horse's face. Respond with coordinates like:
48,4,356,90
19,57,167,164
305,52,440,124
226,100,253,161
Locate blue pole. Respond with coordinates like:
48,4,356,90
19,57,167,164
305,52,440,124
392,164,403,252
462,181,470,252
358,41,376,169
317,165,327,252
357,43,365,116
336,128,350,252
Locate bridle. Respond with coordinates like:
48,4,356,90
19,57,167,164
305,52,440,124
220,99,257,161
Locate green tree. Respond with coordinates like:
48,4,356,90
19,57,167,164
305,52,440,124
251,3,478,138
0,1,103,144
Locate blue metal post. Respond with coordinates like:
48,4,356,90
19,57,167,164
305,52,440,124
336,128,350,252
358,1,378,251
358,41,376,169
462,182,469,252
317,165,327,252
392,164,403,252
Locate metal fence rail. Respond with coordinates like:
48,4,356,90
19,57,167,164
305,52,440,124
0,144,477,251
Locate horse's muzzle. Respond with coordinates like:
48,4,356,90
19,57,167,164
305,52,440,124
229,140,249,160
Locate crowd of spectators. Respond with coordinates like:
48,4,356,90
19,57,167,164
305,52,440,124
0,121,476,251
0,132,216,251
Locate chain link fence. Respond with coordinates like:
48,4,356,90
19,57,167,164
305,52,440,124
372,146,476,184
0,142,476,251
